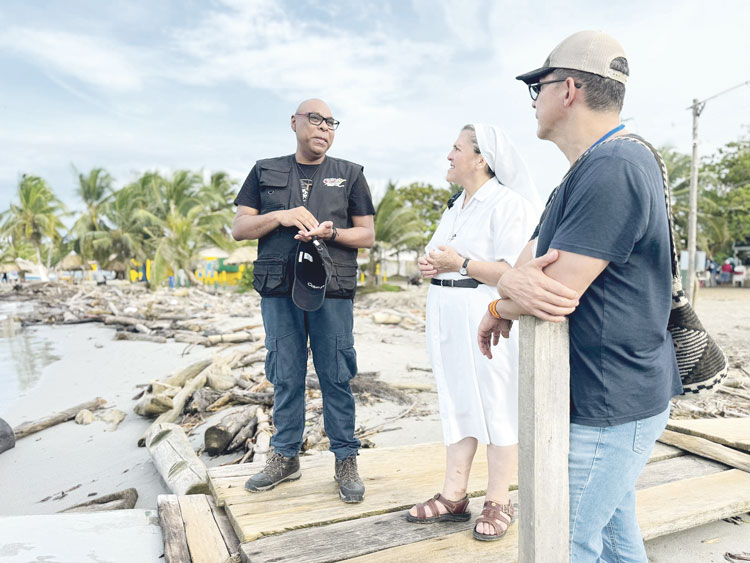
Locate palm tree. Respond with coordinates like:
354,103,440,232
73,167,113,231
147,171,234,288
86,182,158,276
71,167,114,265
367,183,423,285
200,171,238,213
1,175,66,270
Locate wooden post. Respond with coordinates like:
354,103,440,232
518,316,570,563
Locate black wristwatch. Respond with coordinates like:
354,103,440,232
330,226,337,241
458,258,470,276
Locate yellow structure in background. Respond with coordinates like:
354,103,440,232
126,257,245,287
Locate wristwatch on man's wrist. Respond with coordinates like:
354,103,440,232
330,226,337,241
458,258,470,276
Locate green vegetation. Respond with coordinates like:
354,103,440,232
663,132,750,260
3,135,747,288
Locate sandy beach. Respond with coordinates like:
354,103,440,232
0,283,749,561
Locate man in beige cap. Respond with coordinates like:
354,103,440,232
477,31,682,561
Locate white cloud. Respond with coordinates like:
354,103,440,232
0,27,147,92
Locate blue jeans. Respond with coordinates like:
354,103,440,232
261,296,360,461
569,406,670,563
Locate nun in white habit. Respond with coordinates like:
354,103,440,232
407,124,540,541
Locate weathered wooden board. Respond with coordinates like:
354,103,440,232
518,316,569,563
343,468,750,562
635,454,726,490
157,495,191,563
207,496,241,556
667,417,750,453
241,495,514,563
213,438,690,545
650,440,684,462
658,429,750,472
639,469,750,540
211,443,498,543
178,495,230,563
238,454,724,563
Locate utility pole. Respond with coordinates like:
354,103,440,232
685,80,750,304
686,99,704,305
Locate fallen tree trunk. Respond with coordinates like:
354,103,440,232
13,397,107,440
104,315,147,327
147,422,209,495
139,372,207,447
134,393,174,417
228,412,259,452
114,331,167,344
204,407,256,456
59,488,138,513
253,408,272,465
186,387,224,414
207,331,256,346
228,389,274,406
0,417,15,454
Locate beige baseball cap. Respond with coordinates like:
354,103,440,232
516,30,628,85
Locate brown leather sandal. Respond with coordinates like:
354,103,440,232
405,493,471,523
473,499,515,541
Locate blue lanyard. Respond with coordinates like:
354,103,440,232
589,123,625,151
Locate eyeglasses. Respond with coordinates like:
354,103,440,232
295,112,340,130
527,79,581,101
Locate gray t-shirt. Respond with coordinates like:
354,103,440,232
536,139,682,427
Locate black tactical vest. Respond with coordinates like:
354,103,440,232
253,154,363,299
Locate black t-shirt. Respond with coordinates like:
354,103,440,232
535,140,682,427
233,161,376,217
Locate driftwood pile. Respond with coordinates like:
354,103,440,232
134,346,418,496
4,282,265,347
672,369,750,419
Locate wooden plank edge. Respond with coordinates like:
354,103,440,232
178,494,231,563
158,494,192,563
666,422,750,453
659,429,750,473
207,496,241,556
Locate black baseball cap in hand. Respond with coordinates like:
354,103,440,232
292,239,333,312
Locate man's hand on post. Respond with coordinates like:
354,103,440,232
498,249,579,321
477,310,512,359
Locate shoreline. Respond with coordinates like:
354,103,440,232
0,284,748,562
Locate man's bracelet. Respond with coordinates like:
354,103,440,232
330,226,337,241
488,299,501,319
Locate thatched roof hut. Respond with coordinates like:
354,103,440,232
58,252,84,270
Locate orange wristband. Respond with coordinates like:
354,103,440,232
488,299,501,319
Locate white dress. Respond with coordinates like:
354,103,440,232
425,177,538,446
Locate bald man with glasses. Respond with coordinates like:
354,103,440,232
232,98,375,503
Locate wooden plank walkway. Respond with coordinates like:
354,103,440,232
340,469,750,563
668,416,750,452
209,442,683,545
237,449,726,563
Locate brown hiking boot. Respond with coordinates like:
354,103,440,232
334,454,365,503
244,452,301,492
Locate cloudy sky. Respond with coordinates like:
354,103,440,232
2,0,749,215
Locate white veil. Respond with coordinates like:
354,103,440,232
474,123,543,214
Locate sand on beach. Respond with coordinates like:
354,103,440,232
0,284,748,562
